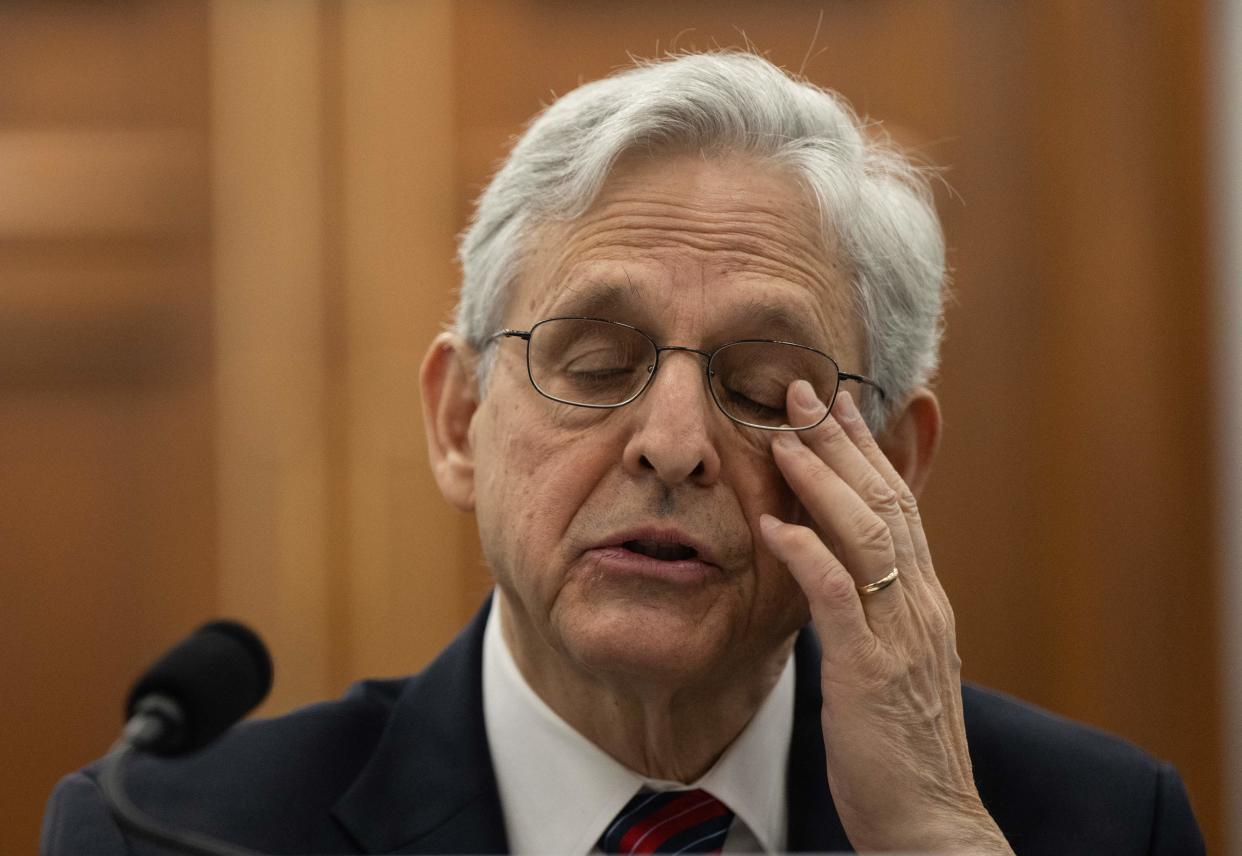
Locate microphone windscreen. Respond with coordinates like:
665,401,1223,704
125,619,273,756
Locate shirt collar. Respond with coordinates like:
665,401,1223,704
483,591,793,855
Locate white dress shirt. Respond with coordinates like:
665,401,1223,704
483,592,794,855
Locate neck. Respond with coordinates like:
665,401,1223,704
496,591,795,782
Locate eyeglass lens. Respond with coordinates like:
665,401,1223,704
526,318,838,429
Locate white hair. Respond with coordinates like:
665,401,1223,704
455,51,946,430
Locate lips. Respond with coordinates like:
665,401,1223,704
621,539,698,561
592,526,721,569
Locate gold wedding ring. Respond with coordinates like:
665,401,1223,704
857,567,900,595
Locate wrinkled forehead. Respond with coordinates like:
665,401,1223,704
510,152,863,360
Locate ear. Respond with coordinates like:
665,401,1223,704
876,387,941,499
420,331,479,511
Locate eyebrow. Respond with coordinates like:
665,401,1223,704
727,298,829,346
548,279,645,320
549,279,838,352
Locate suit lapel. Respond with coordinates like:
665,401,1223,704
786,627,854,852
332,600,509,854
332,600,848,854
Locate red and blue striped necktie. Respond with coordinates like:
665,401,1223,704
598,789,735,854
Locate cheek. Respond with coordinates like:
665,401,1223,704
725,432,801,533
729,436,812,629
472,401,614,583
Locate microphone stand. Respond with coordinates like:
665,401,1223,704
95,621,274,855
98,733,264,856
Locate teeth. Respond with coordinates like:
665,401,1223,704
622,540,697,561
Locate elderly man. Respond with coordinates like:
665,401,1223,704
44,52,1202,855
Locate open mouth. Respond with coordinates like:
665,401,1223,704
621,539,699,561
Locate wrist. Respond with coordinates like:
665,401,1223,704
922,809,1013,855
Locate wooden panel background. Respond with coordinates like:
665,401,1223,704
0,4,218,855
0,2,1224,853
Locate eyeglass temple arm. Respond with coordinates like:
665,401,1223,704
838,372,888,401
485,329,531,344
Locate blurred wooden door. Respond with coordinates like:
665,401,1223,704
0,5,217,855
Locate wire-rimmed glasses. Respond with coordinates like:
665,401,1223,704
487,316,885,431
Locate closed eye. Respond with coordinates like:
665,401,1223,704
719,386,785,420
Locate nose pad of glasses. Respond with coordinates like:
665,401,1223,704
647,356,721,428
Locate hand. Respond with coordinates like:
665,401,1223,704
759,382,1012,854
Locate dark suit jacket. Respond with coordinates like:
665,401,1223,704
42,600,1205,854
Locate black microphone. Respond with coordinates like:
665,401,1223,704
123,620,273,756
99,620,274,856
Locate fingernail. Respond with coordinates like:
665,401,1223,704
793,379,825,414
772,429,799,449
835,390,859,421
759,513,781,533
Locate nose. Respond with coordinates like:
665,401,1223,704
621,350,721,486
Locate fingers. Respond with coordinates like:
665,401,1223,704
769,435,908,624
770,384,915,605
763,380,961,655
763,385,988,853
758,513,877,658
828,391,933,582
813,391,933,611
826,389,955,636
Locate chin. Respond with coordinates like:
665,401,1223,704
553,596,735,688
